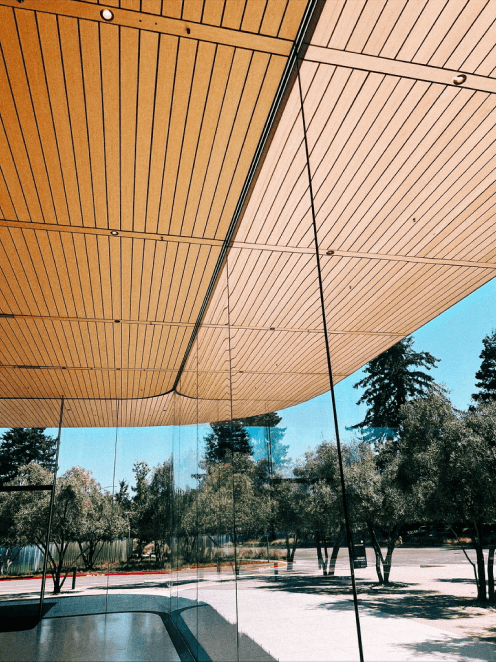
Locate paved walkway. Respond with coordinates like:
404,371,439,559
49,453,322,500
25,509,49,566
1,561,495,661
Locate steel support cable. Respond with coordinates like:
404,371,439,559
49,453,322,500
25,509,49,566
295,59,365,662
106,399,120,614
226,255,241,662
39,396,64,621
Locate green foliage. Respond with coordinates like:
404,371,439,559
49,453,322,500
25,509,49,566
182,457,269,542
473,330,496,403
1,463,126,591
204,421,253,464
236,412,289,469
352,337,439,443
130,459,175,563
0,428,57,484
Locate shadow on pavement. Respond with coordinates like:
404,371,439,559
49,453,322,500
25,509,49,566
400,635,496,661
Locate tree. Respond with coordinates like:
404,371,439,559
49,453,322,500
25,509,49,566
204,421,252,464
347,443,410,584
429,402,496,602
131,461,151,558
473,330,496,403
352,337,439,444
399,394,496,602
294,441,347,576
183,457,268,550
7,464,126,593
75,489,127,571
0,428,57,484
271,479,306,565
236,412,289,470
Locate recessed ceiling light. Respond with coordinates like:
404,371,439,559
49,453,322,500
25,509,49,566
100,9,114,21
453,74,466,85
110,230,119,236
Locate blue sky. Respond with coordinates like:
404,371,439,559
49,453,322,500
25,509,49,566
3,276,496,491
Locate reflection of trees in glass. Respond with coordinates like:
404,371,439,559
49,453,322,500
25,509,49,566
236,412,289,470
131,459,174,563
0,428,57,484
473,330,496,403
183,456,269,548
204,421,252,464
2,464,126,592
352,337,439,445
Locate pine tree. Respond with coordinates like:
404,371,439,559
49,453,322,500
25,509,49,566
234,412,289,468
473,330,496,403
204,421,252,464
0,428,57,484
352,337,439,442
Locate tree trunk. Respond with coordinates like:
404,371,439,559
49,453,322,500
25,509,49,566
315,531,326,575
383,524,401,584
368,523,384,585
285,533,291,563
488,546,495,602
328,533,342,577
322,536,329,576
473,522,487,602
289,531,298,562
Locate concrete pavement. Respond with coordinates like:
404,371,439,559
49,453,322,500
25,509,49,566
1,554,495,661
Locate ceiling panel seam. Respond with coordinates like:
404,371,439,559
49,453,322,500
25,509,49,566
305,45,496,94
0,0,293,56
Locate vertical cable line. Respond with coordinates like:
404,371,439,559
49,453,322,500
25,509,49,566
226,256,240,662
195,335,200,661
39,396,64,621
296,59,365,662
105,399,119,614
172,0,320,392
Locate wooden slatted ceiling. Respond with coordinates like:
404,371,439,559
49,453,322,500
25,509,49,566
177,0,496,424
3,0,496,427
0,0,306,423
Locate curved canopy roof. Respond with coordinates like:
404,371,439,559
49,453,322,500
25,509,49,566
0,0,495,427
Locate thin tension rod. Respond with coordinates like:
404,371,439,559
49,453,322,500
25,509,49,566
39,396,64,621
296,58,365,662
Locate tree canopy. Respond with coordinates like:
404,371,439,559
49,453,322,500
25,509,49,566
0,428,57,484
235,412,289,469
473,330,496,403
204,421,252,464
352,337,439,443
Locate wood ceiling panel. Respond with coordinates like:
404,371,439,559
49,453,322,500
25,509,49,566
260,0,287,37
0,163,15,221
167,40,218,237
221,0,246,30
4,1,496,427
156,36,198,235
226,249,323,330
376,0,430,59
143,33,178,234
240,0,266,33
37,12,85,227
413,0,488,68
161,0,183,19
0,0,303,422
278,0,308,39
203,0,225,27
181,0,204,24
